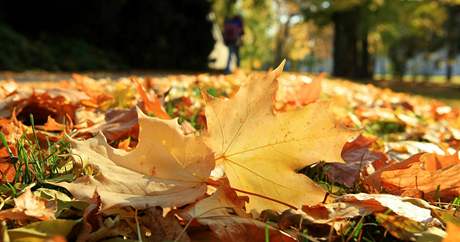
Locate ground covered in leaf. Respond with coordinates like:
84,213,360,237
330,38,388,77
1,65,460,242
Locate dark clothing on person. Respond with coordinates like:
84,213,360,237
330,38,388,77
223,16,243,73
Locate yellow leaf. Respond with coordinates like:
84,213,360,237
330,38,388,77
59,109,214,211
204,62,356,212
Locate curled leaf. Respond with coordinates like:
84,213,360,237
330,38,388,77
59,109,214,211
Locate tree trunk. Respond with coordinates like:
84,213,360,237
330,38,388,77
446,55,454,82
332,9,357,78
388,46,406,82
332,6,372,80
274,15,292,67
357,26,372,78
445,6,460,83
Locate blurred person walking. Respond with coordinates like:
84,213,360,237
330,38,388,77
223,15,244,74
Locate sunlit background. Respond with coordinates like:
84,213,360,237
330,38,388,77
211,0,460,84
1,0,460,84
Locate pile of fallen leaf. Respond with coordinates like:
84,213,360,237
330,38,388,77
1,63,460,241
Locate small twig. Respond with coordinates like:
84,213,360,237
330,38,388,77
322,192,330,204
134,209,143,242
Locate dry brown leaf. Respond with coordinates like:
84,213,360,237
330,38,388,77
76,108,139,143
301,193,432,223
181,184,295,242
59,109,214,211
364,152,460,201
376,213,427,241
324,134,388,187
75,191,103,242
375,213,445,241
142,207,191,242
204,62,356,212
0,87,89,125
341,135,385,164
0,188,56,221
182,181,249,221
37,116,66,132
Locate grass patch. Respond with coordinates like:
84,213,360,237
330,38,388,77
364,121,405,137
0,115,73,197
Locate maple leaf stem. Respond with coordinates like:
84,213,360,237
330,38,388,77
206,179,298,210
231,187,298,210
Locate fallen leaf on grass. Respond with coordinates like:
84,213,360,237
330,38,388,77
299,193,443,240
73,191,102,242
376,213,446,242
182,180,248,220
364,152,460,201
0,117,22,182
181,184,296,242
0,162,15,182
204,62,356,212
75,206,136,242
324,134,388,187
341,135,387,165
76,108,139,144
0,117,24,144
37,116,66,132
337,193,433,222
141,207,191,242
2,88,90,124
301,193,433,223
59,109,214,211
0,188,56,221
258,208,333,239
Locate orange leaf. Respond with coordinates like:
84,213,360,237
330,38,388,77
40,116,66,132
0,161,15,182
422,152,459,171
294,73,323,106
364,152,460,201
131,78,170,119
276,73,323,111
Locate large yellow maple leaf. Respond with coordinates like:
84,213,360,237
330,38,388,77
204,62,356,212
